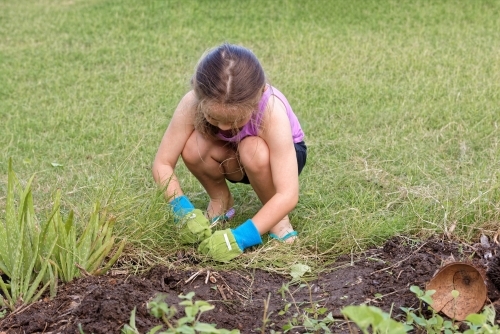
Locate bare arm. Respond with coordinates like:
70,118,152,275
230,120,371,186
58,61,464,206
152,91,197,201
252,96,299,233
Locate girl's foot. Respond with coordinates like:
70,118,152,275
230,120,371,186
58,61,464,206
269,230,298,243
269,216,297,244
209,207,236,226
206,196,235,225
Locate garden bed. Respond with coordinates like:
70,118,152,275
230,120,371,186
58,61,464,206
1,236,499,333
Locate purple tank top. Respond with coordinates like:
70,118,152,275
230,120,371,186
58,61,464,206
216,85,305,143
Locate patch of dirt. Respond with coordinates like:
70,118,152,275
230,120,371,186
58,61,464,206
1,236,499,333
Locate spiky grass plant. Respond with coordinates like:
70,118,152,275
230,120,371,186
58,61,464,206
0,160,58,310
0,160,126,310
49,190,126,282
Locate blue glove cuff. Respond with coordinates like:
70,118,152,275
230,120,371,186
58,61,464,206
231,219,262,251
169,195,194,217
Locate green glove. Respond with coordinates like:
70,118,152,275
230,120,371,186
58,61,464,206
177,209,212,245
197,229,243,263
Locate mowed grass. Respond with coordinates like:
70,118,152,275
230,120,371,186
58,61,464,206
1,0,499,272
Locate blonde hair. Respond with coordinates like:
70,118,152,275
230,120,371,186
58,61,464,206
191,44,266,138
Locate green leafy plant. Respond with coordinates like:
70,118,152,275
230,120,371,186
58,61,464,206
122,292,240,334
49,190,126,282
0,159,58,310
342,304,411,334
277,282,335,333
343,285,500,334
401,286,459,334
273,265,337,333
404,285,500,333
463,304,500,334
289,263,311,283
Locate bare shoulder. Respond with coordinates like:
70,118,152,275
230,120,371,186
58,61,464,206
266,94,287,113
261,94,289,133
261,95,291,142
182,90,197,103
170,90,198,123
177,90,197,112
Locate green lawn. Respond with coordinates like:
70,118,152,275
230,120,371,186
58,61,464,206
1,0,499,272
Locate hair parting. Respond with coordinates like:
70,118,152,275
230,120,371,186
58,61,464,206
191,43,266,139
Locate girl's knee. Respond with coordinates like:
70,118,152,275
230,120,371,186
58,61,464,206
239,137,270,171
182,132,234,166
181,133,202,165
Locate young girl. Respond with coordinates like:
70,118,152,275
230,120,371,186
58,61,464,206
152,43,307,262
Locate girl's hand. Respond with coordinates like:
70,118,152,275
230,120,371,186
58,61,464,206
197,229,243,262
177,209,212,244
170,195,212,244
198,219,262,262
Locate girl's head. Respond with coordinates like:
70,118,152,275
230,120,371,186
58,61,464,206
192,44,266,136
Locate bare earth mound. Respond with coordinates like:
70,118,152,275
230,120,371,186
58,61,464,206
1,236,499,333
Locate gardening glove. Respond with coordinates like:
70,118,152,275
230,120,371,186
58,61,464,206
169,195,211,245
169,195,195,218
198,219,262,262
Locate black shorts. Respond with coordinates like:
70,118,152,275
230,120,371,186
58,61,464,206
229,141,307,184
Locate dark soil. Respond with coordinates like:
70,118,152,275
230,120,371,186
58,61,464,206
1,236,499,334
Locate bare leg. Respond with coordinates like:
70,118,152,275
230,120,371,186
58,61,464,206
181,131,243,219
238,136,296,243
